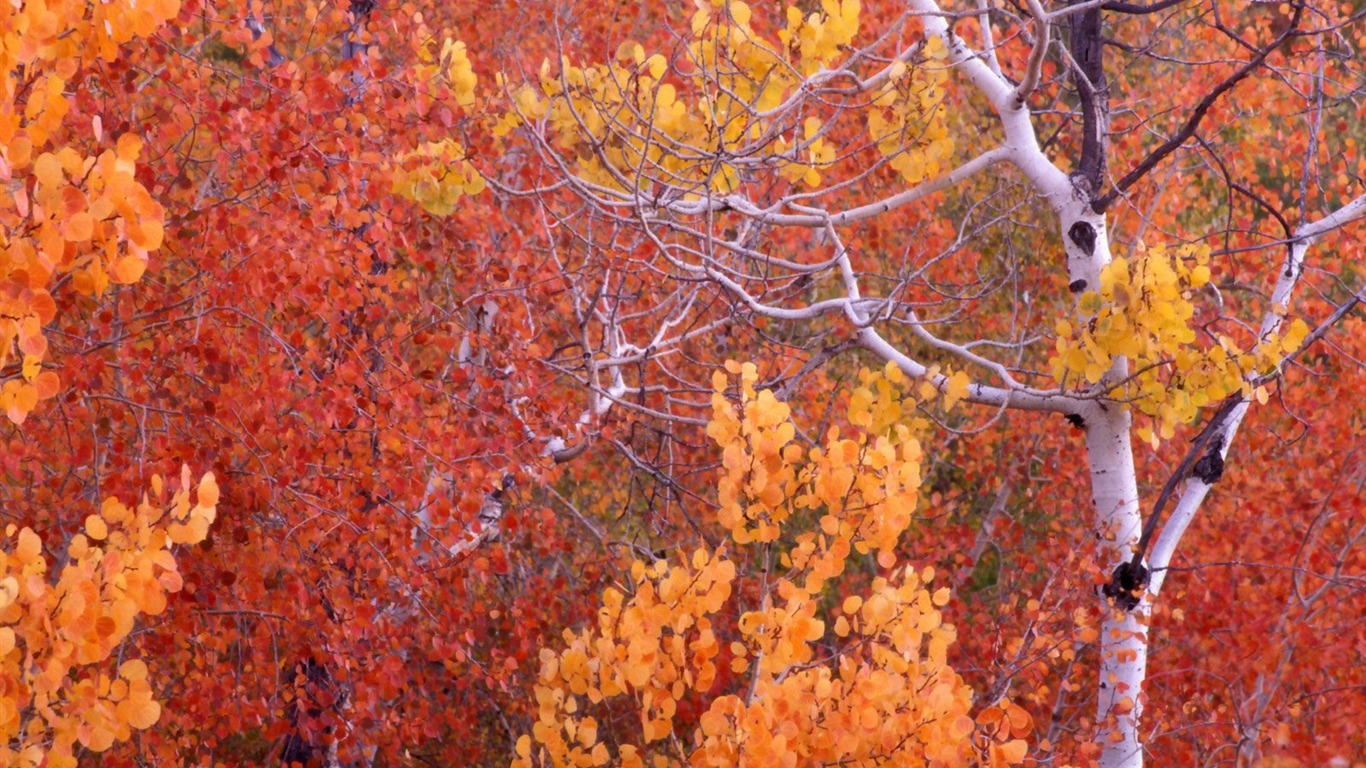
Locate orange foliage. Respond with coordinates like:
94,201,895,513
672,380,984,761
1,0,169,424
515,364,1030,768
0,0,1361,766
0,467,216,767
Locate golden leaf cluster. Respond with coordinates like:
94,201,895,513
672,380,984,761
512,362,1028,767
0,467,217,767
1050,245,1309,446
1,0,173,424
390,139,487,216
406,0,953,207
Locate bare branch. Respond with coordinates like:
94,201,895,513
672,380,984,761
1096,2,1305,211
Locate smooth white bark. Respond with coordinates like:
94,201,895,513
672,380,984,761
1086,405,1147,768
1050,200,1149,768
915,3,1149,758
1146,193,1366,596
914,3,1150,761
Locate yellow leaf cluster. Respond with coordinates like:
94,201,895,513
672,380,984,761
687,565,1023,768
523,550,735,766
0,467,217,768
777,0,862,75
390,139,487,216
774,118,836,188
410,0,953,207
1050,245,1310,446
440,39,478,108
708,360,922,576
866,36,953,184
413,37,479,108
511,364,1028,768
1,0,173,424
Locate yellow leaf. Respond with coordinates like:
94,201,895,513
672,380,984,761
943,371,970,410
33,153,63,188
120,659,150,681
16,527,42,561
996,738,1028,764
834,615,850,637
1280,318,1310,354
578,716,598,746
110,253,149,284
0,579,18,610
645,54,667,79
730,1,752,27
116,133,143,161
63,211,94,242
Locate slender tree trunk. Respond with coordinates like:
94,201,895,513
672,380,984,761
1055,197,1147,768
1085,406,1147,768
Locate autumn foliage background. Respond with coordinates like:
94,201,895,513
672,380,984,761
1,0,1364,765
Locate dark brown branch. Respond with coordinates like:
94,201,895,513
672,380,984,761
1070,0,1110,198
1193,133,1293,255
1132,396,1242,571
1101,0,1187,15
1094,2,1305,212
1104,393,1240,608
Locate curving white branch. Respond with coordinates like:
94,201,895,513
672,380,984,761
911,0,1072,204
1011,0,1052,105
1146,192,1366,596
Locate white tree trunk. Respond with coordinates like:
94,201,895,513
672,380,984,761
1085,406,1147,768
914,5,1158,759
1054,201,1148,768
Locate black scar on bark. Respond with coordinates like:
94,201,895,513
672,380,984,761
1069,221,1097,256
1069,279,1088,293
1065,413,1086,429
1102,561,1150,612
1191,435,1226,484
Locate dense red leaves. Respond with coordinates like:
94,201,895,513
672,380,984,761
0,0,1362,767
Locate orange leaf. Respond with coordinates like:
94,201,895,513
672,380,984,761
85,515,109,541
